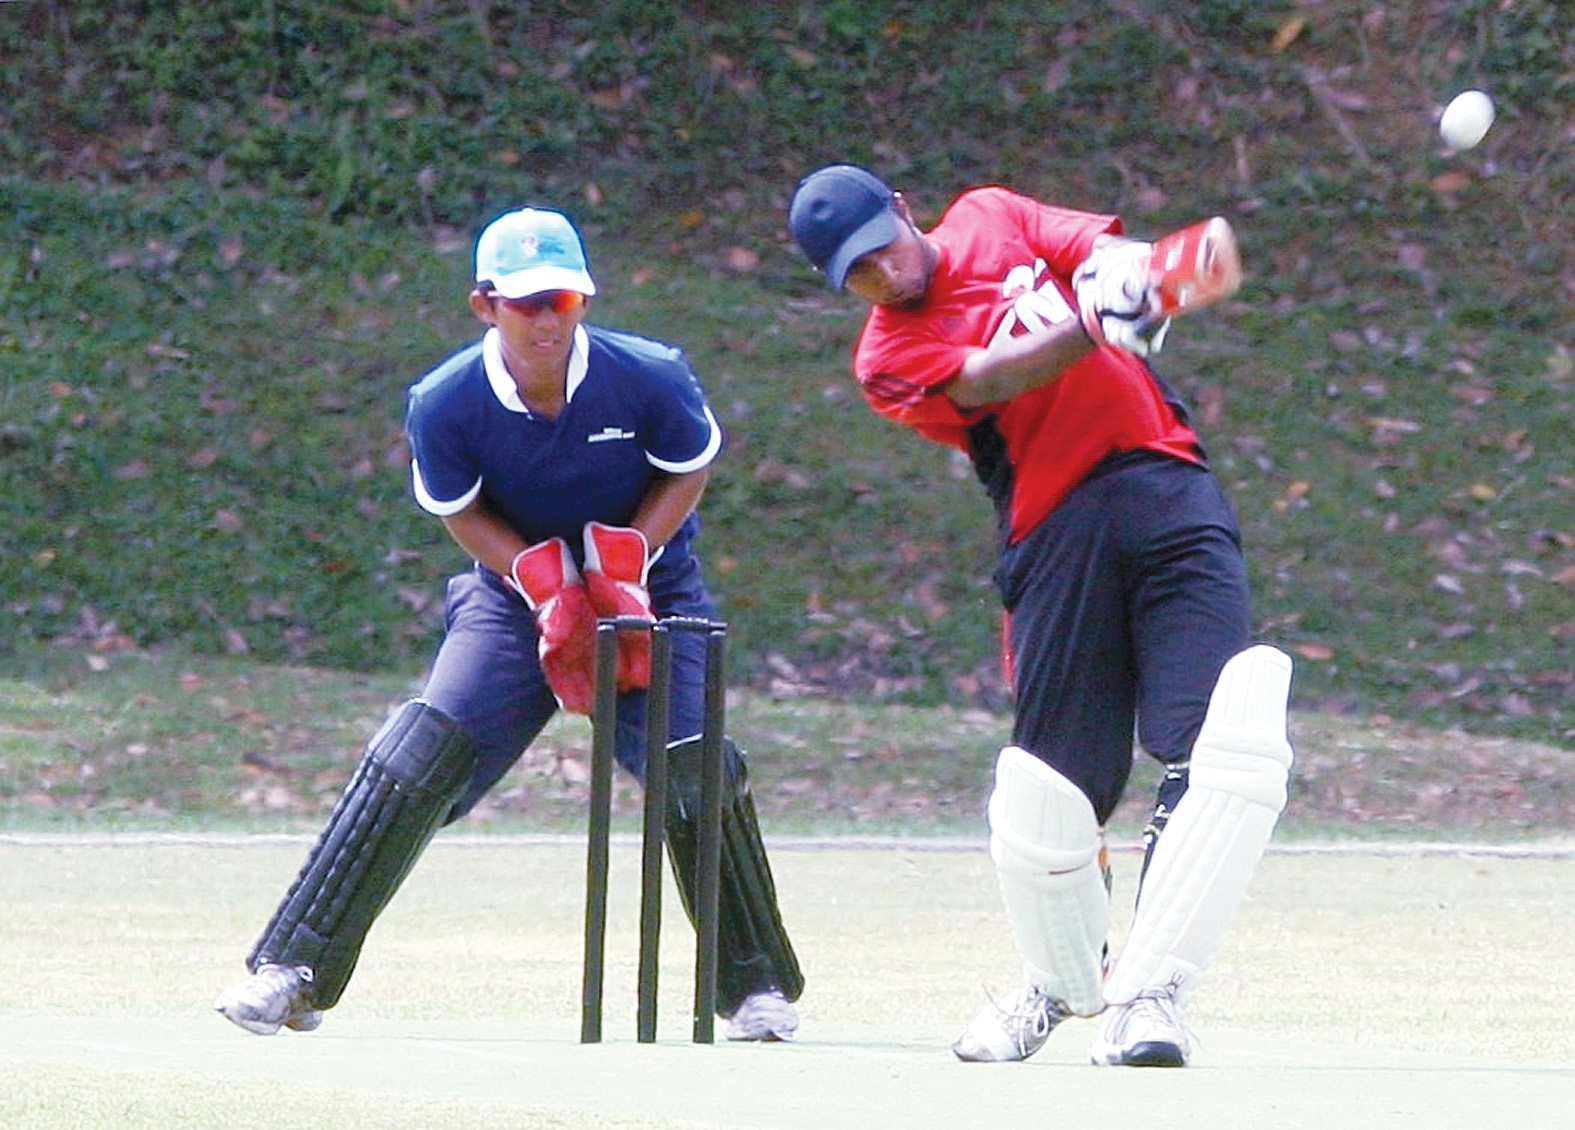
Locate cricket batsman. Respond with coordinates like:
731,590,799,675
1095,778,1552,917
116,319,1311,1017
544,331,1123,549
789,165,1293,1067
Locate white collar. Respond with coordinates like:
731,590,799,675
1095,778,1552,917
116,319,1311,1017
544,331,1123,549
481,325,589,414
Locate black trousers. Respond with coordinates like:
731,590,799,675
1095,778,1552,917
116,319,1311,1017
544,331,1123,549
996,454,1252,824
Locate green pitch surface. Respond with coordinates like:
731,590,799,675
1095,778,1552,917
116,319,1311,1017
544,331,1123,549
2,836,1572,1129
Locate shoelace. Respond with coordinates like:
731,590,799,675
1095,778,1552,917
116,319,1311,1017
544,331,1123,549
1123,991,1195,1048
994,989,1068,1054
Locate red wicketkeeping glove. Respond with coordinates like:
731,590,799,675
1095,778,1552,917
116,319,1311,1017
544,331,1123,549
582,521,654,690
508,538,597,714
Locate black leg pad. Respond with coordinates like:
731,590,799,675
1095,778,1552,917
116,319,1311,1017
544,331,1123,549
247,700,478,1009
664,737,805,1015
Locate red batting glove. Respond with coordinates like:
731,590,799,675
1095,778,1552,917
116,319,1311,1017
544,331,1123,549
582,521,654,690
508,538,597,714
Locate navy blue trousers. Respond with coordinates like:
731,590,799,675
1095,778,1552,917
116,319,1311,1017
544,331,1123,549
421,558,719,818
996,454,1252,824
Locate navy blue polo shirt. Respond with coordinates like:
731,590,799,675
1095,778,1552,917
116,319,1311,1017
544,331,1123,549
406,323,722,572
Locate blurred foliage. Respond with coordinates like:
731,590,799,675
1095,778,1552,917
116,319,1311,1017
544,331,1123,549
0,1,1572,744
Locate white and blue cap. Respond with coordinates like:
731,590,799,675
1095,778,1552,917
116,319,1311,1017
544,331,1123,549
788,165,900,289
474,208,597,299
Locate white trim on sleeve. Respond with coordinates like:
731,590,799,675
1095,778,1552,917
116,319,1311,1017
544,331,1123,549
647,405,723,474
411,459,482,516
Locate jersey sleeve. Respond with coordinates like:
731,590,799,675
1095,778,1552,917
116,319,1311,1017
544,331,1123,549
1006,190,1123,276
640,349,723,473
854,318,980,449
405,381,482,516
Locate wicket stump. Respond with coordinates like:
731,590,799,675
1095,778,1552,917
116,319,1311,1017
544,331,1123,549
581,615,727,1044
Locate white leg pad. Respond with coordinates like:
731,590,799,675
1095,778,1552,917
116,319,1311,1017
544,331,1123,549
988,746,1109,1017
1104,645,1294,1008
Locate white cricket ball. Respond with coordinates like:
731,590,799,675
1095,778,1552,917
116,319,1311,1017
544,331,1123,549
1439,90,1494,150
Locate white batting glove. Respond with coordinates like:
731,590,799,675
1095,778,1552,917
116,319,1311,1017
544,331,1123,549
1072,237,1170,357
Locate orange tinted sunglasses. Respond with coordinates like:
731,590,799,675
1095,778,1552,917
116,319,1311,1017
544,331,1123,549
495,290,585,316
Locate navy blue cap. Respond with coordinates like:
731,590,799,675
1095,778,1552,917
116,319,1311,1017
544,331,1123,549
788,165,899,289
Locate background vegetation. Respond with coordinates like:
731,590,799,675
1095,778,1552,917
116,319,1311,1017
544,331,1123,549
2,2,1572,754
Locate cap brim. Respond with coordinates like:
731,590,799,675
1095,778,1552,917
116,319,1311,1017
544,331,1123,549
485,266,597,299
824,210,900,289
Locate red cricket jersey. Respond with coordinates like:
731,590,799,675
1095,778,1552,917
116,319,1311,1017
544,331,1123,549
853,187,1201,543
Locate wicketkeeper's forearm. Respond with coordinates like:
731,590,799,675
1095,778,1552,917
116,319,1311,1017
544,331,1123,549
440,499,529,578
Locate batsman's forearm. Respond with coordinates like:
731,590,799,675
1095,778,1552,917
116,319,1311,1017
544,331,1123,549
944,319,1097,408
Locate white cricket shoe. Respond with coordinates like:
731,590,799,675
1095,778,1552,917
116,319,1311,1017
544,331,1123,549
213,963,323,1036
952,985,1071,1063
725,988,799,1041
1090,989,1192,1067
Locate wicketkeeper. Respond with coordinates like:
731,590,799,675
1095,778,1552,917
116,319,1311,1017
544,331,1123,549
215,207,803,1041
789,165,1293,1067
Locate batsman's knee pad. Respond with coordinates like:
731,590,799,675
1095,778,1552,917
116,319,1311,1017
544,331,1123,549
1105,644,1294,1007
248,700,479,1009
987,746,1109,1017
664,737,804,1014
1187,644,1295,809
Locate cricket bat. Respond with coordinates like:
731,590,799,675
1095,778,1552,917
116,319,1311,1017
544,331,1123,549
1146,216,1242,319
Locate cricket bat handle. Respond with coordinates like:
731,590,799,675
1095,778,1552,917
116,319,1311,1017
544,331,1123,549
1148,217,1242,318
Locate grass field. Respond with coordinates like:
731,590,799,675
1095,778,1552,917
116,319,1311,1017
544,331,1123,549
7,646,1575,841
2,834,1571,1129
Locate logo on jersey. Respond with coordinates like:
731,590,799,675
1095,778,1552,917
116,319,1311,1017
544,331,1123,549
587,426,636,444
992,259,1075,346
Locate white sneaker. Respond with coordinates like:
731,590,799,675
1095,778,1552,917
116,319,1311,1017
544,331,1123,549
952,985,1070,1063
725,988,799,1041
213,963,323,1036
1090,990,1192,1067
